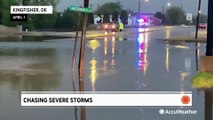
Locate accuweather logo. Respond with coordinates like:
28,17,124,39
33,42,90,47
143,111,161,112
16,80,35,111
159,109,165,115
159,109,197,115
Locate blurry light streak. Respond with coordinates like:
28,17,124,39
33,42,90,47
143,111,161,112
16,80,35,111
112,36,115,57
104,37,108,55
89,59,97,91
165,45,170,72
138,28,144,32
111,36,116,68
165,29,171,39
136,32,149,74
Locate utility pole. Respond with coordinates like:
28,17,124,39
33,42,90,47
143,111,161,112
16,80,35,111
78,0,89,120
205,90,212,120
195,0,201,39
138,0,141,13
205,1,213,120
206,0,213,56
90,4,93,10
97,3,100,10
162,6,165,14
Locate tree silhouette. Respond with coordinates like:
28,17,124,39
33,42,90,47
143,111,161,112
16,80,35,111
120,10,128,24
112,11,119,22
103,12,110,23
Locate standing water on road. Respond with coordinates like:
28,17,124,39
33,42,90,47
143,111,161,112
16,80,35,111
0,28,209,120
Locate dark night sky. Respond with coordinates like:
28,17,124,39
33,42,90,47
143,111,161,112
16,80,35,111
57,0,208,15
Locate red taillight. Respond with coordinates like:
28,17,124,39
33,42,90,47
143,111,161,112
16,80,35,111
104,25,108,28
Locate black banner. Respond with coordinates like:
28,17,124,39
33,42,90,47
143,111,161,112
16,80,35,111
10,14,28,21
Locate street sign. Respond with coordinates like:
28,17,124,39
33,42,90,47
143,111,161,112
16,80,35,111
68,6,92,13
96,16,101,21
186,13,193,21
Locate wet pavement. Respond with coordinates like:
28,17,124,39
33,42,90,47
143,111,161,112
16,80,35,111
0,26,211,120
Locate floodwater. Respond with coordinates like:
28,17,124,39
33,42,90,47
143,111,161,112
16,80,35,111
0,27,211,120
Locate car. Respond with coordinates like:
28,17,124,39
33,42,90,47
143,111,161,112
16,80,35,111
198,23,207,29
102,22,118,32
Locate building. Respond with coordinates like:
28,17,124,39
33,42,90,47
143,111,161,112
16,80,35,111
129,13,161,26
93,13,161,26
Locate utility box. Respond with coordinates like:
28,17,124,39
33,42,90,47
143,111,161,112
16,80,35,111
199,56,213,72
17,25,22,32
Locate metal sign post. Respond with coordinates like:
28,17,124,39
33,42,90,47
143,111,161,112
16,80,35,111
68,1,90,120
186,13,193,21
78,1,89,120
195,0,201,39
186,13,193,40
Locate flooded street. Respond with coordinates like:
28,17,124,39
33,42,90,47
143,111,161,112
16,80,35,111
0,27,210,120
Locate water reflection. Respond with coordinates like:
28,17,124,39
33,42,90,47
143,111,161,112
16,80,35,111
103,37,108,73
89,40,100,51
111,36,116,68
138,28,149,33
118,34,128,41
165,44,170,72
89,40,100,91
0,27,208,120
195,43,200,71
104,37,108,55
89,59,98,91
88,36,117,90
0,48,61,90
136,32,148,75
165,29,171,39
204,90,212,120
118,35,124,41
103,36,116,73
0,36,67,42
80,107,86,120
179,71,190,97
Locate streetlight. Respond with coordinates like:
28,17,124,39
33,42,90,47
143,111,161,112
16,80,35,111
145,0,149,2
138,0,141,12
167,2,171,7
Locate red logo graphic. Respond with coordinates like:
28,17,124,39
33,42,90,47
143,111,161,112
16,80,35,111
181,95,190,104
